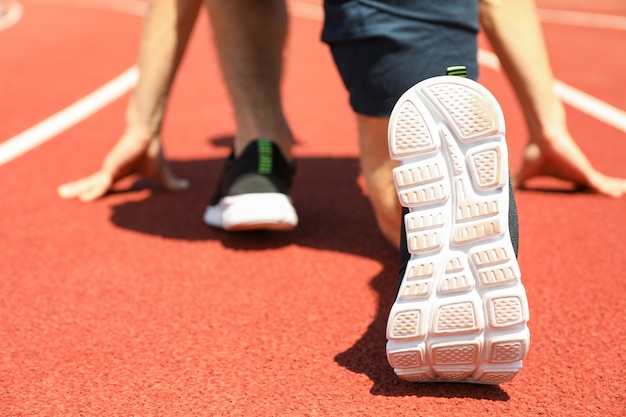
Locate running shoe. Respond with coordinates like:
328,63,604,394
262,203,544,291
204,139,298,231
385,73,530,384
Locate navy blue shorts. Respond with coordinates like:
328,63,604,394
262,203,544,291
322,0,480,117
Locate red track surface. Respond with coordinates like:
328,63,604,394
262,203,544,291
1,1,625,415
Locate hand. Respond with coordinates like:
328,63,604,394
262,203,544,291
516,129,626,197
57,129,189,202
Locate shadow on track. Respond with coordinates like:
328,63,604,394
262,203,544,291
106,135,510,401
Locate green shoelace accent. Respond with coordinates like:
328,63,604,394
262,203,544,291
258,139,273,174
446,65,467,78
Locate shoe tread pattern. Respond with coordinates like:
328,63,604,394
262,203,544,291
386,76,529,385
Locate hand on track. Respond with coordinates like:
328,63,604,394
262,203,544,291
515,130,626,197
57,130,189,202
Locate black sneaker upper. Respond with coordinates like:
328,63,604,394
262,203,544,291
211,139,295,205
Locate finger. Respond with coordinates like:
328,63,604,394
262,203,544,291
614,178,626,197
57,175,100,199
76,172,113,202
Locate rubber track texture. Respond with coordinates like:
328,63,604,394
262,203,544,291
386,76,530,384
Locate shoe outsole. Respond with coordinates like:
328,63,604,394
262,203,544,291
386,76,530,384
204,193,298,231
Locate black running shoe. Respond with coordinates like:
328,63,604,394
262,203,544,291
203,139,298,231
386,74,530,384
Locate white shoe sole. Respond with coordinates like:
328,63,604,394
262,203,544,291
386,76,530,384
204,193,298,231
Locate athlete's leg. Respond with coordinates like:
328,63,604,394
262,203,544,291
204,0,294,160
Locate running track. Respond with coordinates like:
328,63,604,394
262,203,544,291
1,0,625,415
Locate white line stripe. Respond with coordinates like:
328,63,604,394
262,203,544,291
0,67,138,166
477,49,502,71
288,2,626,31
538,9,626,31
554,81,626,133
478,49,626,133
0,0,147,167
30,0,147,16
1,1,624,167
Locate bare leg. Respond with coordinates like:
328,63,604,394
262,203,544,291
58,0,201,201
204,0,294,160
480,0,626,197
357,114,402,248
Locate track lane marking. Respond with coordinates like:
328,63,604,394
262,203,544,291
538,9,626,31
0,67,138,166
1,1,624,166
479,49,626,134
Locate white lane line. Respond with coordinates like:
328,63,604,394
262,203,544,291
1,1,624,167
0,67,138,166
288,2,626,31
478,49,626,134
538,9,626,31
29,0,147,16
554,81,626,133
0,0,147,167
